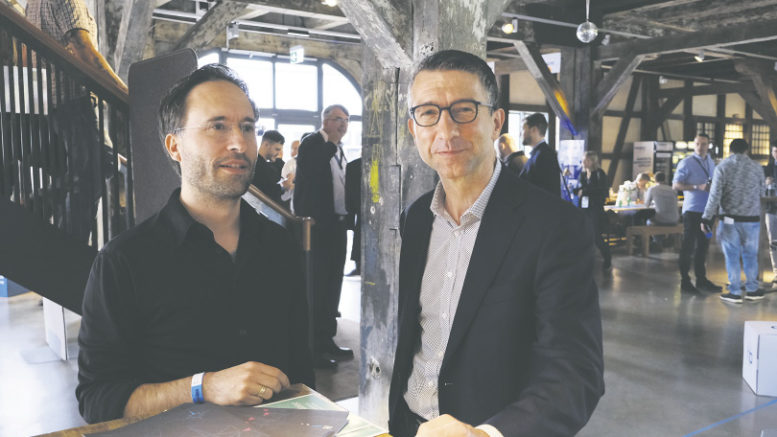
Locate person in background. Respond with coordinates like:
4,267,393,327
763,142,777,288
635,173,651,204
672,133,721,294
280,140,300,212
251,130,284,205
272,148,285,174
702,138,765,303
496,133,526,175
518,113,561,196
576,151,612,271
644,172,679,226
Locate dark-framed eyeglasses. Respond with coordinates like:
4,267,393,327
409,99,493,127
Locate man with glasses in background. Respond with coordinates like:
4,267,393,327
294,104,354,369
76,65,313,423
388,49,603,437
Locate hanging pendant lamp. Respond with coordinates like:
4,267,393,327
576,0,599,43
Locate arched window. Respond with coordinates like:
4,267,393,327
198,50,362,161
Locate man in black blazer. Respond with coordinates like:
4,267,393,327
389,50,603,437
293,105,354,368
519,113,561,196
251,130,284,205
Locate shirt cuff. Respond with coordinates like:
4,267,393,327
476,424,504,437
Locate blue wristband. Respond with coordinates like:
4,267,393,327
191,372,205,404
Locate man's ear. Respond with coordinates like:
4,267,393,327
492,108,506,141
164,133,182,163
408,117,416,138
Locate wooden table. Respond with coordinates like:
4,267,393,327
35,384,390,437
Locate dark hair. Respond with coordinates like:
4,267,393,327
524,113,548,136
696,132,710,140
655,171,666,183
410,49,499,108
158,64,259,174
262,130,285,145
730,138,749,154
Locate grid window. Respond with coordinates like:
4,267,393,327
723,123,744,157
751,123,770,156
695,121,717,150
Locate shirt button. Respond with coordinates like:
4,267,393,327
426,381,434,387
442,312,448,319
437,351,444,358
446,271,453,278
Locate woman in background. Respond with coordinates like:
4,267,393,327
576,151,612,271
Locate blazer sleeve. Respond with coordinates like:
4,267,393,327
486,208,604,436
293,134,335,217
531,148,562,196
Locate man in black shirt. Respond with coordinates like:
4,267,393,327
251,130,284,205
76,65,314,424
519,113,561,196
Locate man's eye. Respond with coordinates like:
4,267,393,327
452,106,475,114
209,122,227,131
240,124,256,133
419,108,439,117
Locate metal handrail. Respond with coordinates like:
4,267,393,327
0,2,128,105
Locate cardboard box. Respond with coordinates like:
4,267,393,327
743,321,777,397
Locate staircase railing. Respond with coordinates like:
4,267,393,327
0,2,132,250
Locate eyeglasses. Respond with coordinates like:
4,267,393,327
174,121,257,142
326,116,350,124
409,99,493,127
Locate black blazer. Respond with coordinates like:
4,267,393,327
389,168,604,437
345,158,362,230
520,141,561,197
293,131,338,226
577,168,609,210
251,158,283,205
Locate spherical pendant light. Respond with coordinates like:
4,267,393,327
577,20,599,43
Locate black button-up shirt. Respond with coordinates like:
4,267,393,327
76,189,314,423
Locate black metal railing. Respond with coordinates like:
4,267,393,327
0,3,132,249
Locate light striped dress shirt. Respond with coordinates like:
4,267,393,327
404,161,502,423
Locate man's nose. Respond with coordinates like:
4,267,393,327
226,127,252,152
435,109,460,137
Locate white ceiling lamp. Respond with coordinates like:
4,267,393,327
501,18,518,34
576,0,599,43
694,50,705,62
321,0,338,6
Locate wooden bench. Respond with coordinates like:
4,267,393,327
626,224,684,256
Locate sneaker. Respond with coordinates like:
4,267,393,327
681,280,700,294
745,290,766,301
697,279,723,292
720,293,743,303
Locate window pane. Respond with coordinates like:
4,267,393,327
342,121,362,162
276,63,318,111
226,57,273,109
277,124,316,159
323,64,362,116
198,52,219,67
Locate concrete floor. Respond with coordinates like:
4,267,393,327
1,242,777,436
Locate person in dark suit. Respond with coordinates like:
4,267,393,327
345,157,362,276
251,130,284,205
293,105,353,369
389,49,604,437
496,133,525,175
519,113,561,196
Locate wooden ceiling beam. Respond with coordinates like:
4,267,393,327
657,82,754,98
595,18,777,61
173,2,250,51
593,53,645,118
514,40,574,125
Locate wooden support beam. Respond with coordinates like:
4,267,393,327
233,0,346,19
658,82,754,99
735,60,777,123
493,57,527,76
514,41,574,127
413,0,489,58
608,76,641,184
592,53,644,118
338,0,411,68
654,94,683,129
740,91,777,130
173,2,250,51
595,18,777,61
113,0,155,80
486,0,513,28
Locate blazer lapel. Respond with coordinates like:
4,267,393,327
442,171,528,367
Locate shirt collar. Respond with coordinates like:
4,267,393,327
160,188,261,247
429,160,502,225
530,141,545,156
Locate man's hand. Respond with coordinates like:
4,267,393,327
415,414,489,437
281,173,295,191
767,177,774,186
700,220,713,234
203,361,290,406
697,182,707,191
